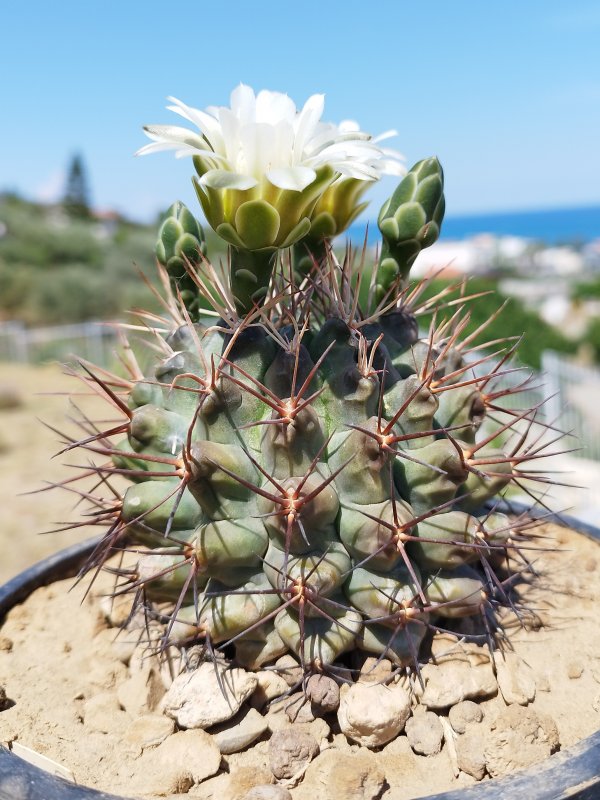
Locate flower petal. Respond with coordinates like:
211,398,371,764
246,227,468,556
230,84,257,125
136,124,228,159
200,169,258,190
373,129,398,143
142,124,207,147
136,141,184,157
266,166,316,191
166,97,224,151
217,107,243,166
304,128,372,157
338,119,360,134
271,120,295,168
256,89,296,125
330,161,380,180
239,122,277,178
293,93,325,161
377,158,407,177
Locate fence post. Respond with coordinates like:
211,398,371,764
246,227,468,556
0,320,119,368
85,322,105,366
541,351,563,427
16,321,29,362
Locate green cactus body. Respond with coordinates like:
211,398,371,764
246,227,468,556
87,299,521,673
70,162,542,681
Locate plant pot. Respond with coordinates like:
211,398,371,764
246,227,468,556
0,538,133,800
1,508,600,800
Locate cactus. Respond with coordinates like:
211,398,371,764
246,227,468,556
156,201,207,321
57,87,557,683
375,157,445,304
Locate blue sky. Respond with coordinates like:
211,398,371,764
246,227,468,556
2,0,599,222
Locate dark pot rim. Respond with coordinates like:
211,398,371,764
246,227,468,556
1,502,599,800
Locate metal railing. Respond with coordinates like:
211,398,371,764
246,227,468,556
541,350,600,462
0,320,118,368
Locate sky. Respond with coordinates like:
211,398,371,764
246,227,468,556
2,0,600,223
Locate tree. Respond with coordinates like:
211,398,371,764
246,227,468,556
63,154,91,218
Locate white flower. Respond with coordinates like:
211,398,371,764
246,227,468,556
137,84,405,193
138,85,405,253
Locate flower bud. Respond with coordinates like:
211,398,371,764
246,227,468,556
374,157,445,301
156,201,206,319
156,201,206,271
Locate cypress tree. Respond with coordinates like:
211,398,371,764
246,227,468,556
63,154,91,218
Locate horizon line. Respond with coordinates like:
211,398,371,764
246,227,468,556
355,201,600,224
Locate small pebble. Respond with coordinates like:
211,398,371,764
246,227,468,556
357,657,393,684
130,730,220,795
124,714,175,754
274,655,303,688
264,699,291,732
484,706,559,778
262,716,329,745
405,711,444,756
297,717,330,745
189,772,229,799
421,662,497,709
268,728,319,780
294,750,386,800
117,666,165,717
0,384,23,409
567,661,584,679
251,671,289,710
210,707,269,755
455,728,486,781
337,682,411,748
0,637,13,652
494,653,536,706
83,692,128,734
328,732,356,753
536,673,551,692
306,674,340,714
226,766,275,799
448,701,483,734
153,729,221,783
0,687,12,712
243,787,292,800
284,692,316,723
98,593,139,628
161,662,257,728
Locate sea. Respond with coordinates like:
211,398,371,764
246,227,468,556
346,204,600,246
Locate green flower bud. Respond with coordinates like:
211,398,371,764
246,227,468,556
374,158,445,302
156,201,207,320
157,201,206,270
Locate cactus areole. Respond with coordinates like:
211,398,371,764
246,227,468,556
66,86,552,680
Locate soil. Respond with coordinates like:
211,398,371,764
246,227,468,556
1,522,600,799
0,363,125,583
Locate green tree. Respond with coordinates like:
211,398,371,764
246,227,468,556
414,278,577,370
63,154,91,218
585,317,600,364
